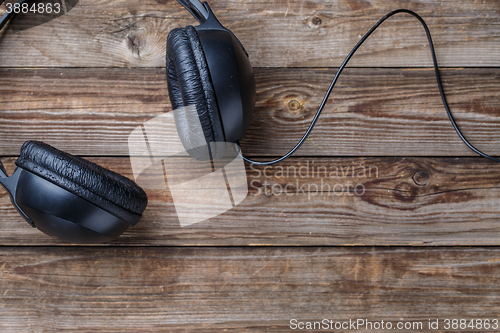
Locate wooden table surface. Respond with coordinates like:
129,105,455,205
1,0,499,331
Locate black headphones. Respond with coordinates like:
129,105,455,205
0,4,148,244
1,0,497,244
168,0,500,166
166,0,255,161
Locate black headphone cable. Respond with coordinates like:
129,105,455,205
238,9,500,166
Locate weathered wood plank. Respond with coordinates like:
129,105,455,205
0,0,498,68
1,246,500,332
243,67,500,157
0,67,498,156
1,156,500,246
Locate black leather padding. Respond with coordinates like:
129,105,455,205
166,25,225,159
15,141,148,225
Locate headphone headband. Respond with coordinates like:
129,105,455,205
0,0,27,30
177,0,209,24
0,161,7,178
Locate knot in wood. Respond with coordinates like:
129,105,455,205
288,99,301,111
311,17,322,26
307,16,322,29
412,170,430,186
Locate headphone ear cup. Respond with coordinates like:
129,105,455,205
15,141,148,225
166,25,226,160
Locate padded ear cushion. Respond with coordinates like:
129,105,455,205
166,25,225,160
15,141,148,225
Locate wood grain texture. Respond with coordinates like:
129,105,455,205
0,0,498,68
1,0,499,327
1,246,500,332
0,67,498,156
1,156,500,246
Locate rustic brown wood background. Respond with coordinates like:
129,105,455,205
0,0,499,331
